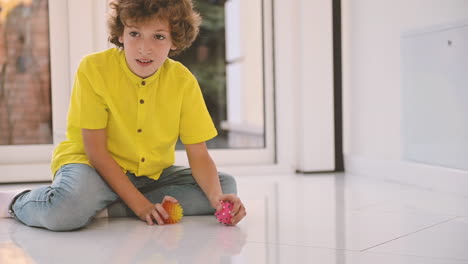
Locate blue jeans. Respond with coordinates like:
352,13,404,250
10,163,237,231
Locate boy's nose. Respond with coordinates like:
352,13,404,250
138,40,153,54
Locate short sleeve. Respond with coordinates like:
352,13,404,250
67,61,108,129
179,76,218,144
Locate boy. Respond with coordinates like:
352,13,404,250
1,0,246,231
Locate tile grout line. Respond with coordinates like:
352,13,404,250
242,240,363,253
360,216,459,252
360,250,468,263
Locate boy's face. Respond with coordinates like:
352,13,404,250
119,18,176,79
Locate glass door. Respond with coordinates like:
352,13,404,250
175,0,275,166
0,0,70,182
0,0,52,146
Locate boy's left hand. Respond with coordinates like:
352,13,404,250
212,194,246,225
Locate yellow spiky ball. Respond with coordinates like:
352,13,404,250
162,201,184,224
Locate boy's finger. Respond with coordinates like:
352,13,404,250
231,200,242,216
231,205,246,225
151,209,164,225
155,204,169,219
146,214,154,226
163,195,178,204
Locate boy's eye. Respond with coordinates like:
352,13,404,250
129,31,139,37
154,34,166,40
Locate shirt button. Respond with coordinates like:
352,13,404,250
141,81,146,85
141,157,145,162
139,99,145,104
137,129,142,133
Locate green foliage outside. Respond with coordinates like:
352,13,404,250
174,0,227,143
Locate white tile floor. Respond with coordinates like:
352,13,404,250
1,172,468,264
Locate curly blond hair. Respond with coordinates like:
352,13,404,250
107,0,201,56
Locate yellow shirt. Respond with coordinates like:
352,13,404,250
51,48,217,180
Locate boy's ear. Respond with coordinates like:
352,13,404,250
118,36,123,43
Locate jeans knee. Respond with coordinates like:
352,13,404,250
39,189,91,231
42,211,89,231
219,172,237,195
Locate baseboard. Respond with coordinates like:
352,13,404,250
0,163,51,183
344,154,468,197
0,162,293,184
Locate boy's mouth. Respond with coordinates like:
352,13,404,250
136,59,153,66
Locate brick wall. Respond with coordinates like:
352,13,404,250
0,0,52,145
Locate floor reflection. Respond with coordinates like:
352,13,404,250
8,217,247,264
0,241,36,264
2,172,467,263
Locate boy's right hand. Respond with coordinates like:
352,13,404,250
136,196,179,225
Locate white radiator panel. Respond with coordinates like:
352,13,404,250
401,22,468,170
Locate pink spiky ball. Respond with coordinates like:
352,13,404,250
215,201,233,225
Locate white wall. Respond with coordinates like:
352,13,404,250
342,0,468,160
